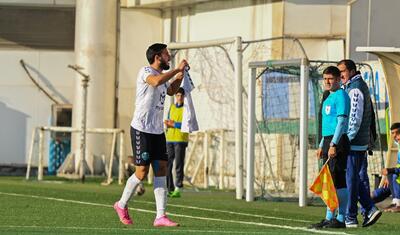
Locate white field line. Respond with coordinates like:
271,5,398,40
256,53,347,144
0,192,350,235
136,200,311,223
0,225,265,234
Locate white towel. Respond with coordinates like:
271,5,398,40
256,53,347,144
181,67,199,133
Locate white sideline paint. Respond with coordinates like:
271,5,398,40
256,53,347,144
0,192,350,235
137,200,311,223
0,225,263,234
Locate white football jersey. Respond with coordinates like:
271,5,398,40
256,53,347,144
131,66,169,134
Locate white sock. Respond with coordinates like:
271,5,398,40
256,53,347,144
118,173,141,208
393,198,400,206
154,176,167,219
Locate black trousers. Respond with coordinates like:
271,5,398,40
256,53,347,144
321,135,350,189
167,142,188,192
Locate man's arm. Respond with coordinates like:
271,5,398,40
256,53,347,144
332,115,348,144
146,69,181,87
347,88,364,141
146,59,188,87
167,72,184,96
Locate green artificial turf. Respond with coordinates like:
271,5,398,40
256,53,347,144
0,176,399,234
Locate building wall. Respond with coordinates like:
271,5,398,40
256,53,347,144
348,0,400,61
0,0,356,164
118,8,163,157
159,0,348,131
0,50,75,164
284,0,347,60
0,7,163,164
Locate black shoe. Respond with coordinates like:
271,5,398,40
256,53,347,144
323,219,346,229
362,206,382,227
308,219,330,229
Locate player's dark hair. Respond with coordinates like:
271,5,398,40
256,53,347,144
390,122,400,131
176,87,185,96
323,66,341,78
337,59,357,73
146,43,167,64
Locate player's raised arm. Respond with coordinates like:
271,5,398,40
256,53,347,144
145,51,188,87
146,68,181,87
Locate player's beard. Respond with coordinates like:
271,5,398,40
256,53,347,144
160,59,170,71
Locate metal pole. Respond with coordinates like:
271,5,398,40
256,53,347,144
80,75,89,180
299,58,309,207
118,131,124,185
235,36,244,199
219,129,225,190
38,128,44,181
246,68,256,202
204,131,209,189
68,65,89,180
26,128,36,180
107,132,117,184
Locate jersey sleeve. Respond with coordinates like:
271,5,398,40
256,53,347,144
335,89,350,117
141,66,154,83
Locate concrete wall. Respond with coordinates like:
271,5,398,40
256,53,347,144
348,0,400,61
284,0,347,60
0,7,163,164
0,50,75,164
160,0,348,131
118,8,163,157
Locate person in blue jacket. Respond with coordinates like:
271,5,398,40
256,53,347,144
338,59,382,227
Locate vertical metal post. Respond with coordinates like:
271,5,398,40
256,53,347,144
118,131,124,185
299,58,309,207
204,131,209,189
107,132,117,184
246,68,256,202
68,65,89,180
38,128,44,181
80,74,89,180
235,36,244,199
26,128,36,180
219,129,225,190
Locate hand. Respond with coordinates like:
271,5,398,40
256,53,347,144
164,119,174,128
381,168,388,176
382,177,389,188
328,146,337,158
175,72,184,80
177,59,188,72
316,148,323,159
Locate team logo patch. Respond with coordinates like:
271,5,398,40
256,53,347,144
141,152,150,161
325,105,331,115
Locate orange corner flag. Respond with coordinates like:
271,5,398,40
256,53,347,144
309,162,338,212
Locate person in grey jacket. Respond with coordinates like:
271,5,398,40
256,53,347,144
338,59,382,228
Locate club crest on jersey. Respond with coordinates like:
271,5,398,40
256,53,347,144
325,105,331,115
141,152,150,161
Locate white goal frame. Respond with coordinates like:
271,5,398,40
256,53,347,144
26,126,125,185
168,36,309,202
247,58,310,206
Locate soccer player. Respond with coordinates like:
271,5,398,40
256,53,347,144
310,66,350,229
372,122,400,212
165,87,189,198
113,43,188,227
338,59,382,227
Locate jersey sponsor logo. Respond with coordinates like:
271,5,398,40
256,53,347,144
325,105,331,115
160,90,166,106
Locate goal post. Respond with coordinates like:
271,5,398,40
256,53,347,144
247,59,310,206
26,126,125,185
168,36,245,200
167,36,311,202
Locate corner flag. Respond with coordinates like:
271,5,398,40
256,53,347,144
309,161,338,212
